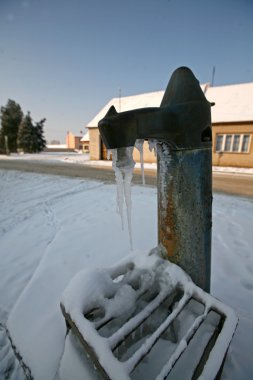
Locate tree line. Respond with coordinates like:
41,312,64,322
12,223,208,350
0,99,46,154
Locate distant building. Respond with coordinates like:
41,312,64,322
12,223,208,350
46,144,68,152
207,83,253,167
66,132,82,150
80,130,90,153
86,82,253,168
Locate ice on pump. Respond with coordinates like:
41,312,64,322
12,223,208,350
135,139,145,185
112,147,135,250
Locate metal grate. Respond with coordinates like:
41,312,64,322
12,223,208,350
61,253,238,380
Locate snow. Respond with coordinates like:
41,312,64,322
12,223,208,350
87,91,165,128
0,168,253,379
205,83,253,123
60,247,237,380
56,331,101,380
212,166,253,175
46,144,68,149
80,130,90,142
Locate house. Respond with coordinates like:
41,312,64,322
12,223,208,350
87,82,253,168
80,130,90,153
207,83,253,167
66,132,82,150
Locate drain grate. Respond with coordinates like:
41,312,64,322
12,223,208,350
61,250,238,380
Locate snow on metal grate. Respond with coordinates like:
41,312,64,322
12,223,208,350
61,248,238,380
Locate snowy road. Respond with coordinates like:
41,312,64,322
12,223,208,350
0,169,253,379
0,157,253,197
0,158,156,186
212,171,253,198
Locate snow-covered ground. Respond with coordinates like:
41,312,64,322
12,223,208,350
0,169,253,379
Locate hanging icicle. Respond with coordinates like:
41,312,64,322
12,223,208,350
135,139,145,185
111,147,135,250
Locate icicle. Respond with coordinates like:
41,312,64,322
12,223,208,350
135,139,145,185
112,150,124,230
111,147,135,250
148,139,157,157
123,168,133,250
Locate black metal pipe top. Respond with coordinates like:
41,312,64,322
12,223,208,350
98,67,212,151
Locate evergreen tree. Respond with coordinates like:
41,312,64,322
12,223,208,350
34,118,46,152
17,112,34,153
0,99,23,153
17,113,47,153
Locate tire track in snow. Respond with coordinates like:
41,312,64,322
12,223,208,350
0,179,106,379
3,182,102,292
0,181,103,237
0,178,103,326
29,181,104,254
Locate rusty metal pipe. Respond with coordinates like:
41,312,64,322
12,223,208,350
157,143,212,292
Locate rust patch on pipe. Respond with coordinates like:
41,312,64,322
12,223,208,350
159,188,178,260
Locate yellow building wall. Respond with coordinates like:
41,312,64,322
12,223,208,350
66,133,75,149
212,123,253,168
81,140,90,153
89,128,157,162
66,133,82,150
133,141,156,163
89,128,101,160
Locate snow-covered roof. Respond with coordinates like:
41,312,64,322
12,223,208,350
46,144,68,149
80,130,89,142
87,82,253,127
87,90,164,128
205,83,253,123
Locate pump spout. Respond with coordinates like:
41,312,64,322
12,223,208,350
98,67,212,151
98,67,213,292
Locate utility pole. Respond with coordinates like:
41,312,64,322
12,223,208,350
211,66,216,87
118,88,121,112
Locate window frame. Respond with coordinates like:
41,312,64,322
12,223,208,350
215,133,251,154
241,135,251,153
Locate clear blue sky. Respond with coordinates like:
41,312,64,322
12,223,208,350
0,0,253,143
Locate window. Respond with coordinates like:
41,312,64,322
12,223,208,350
242,135,250,152
232,135,240,152
215,135,223,152
215,134,251,153
224,135,232,151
